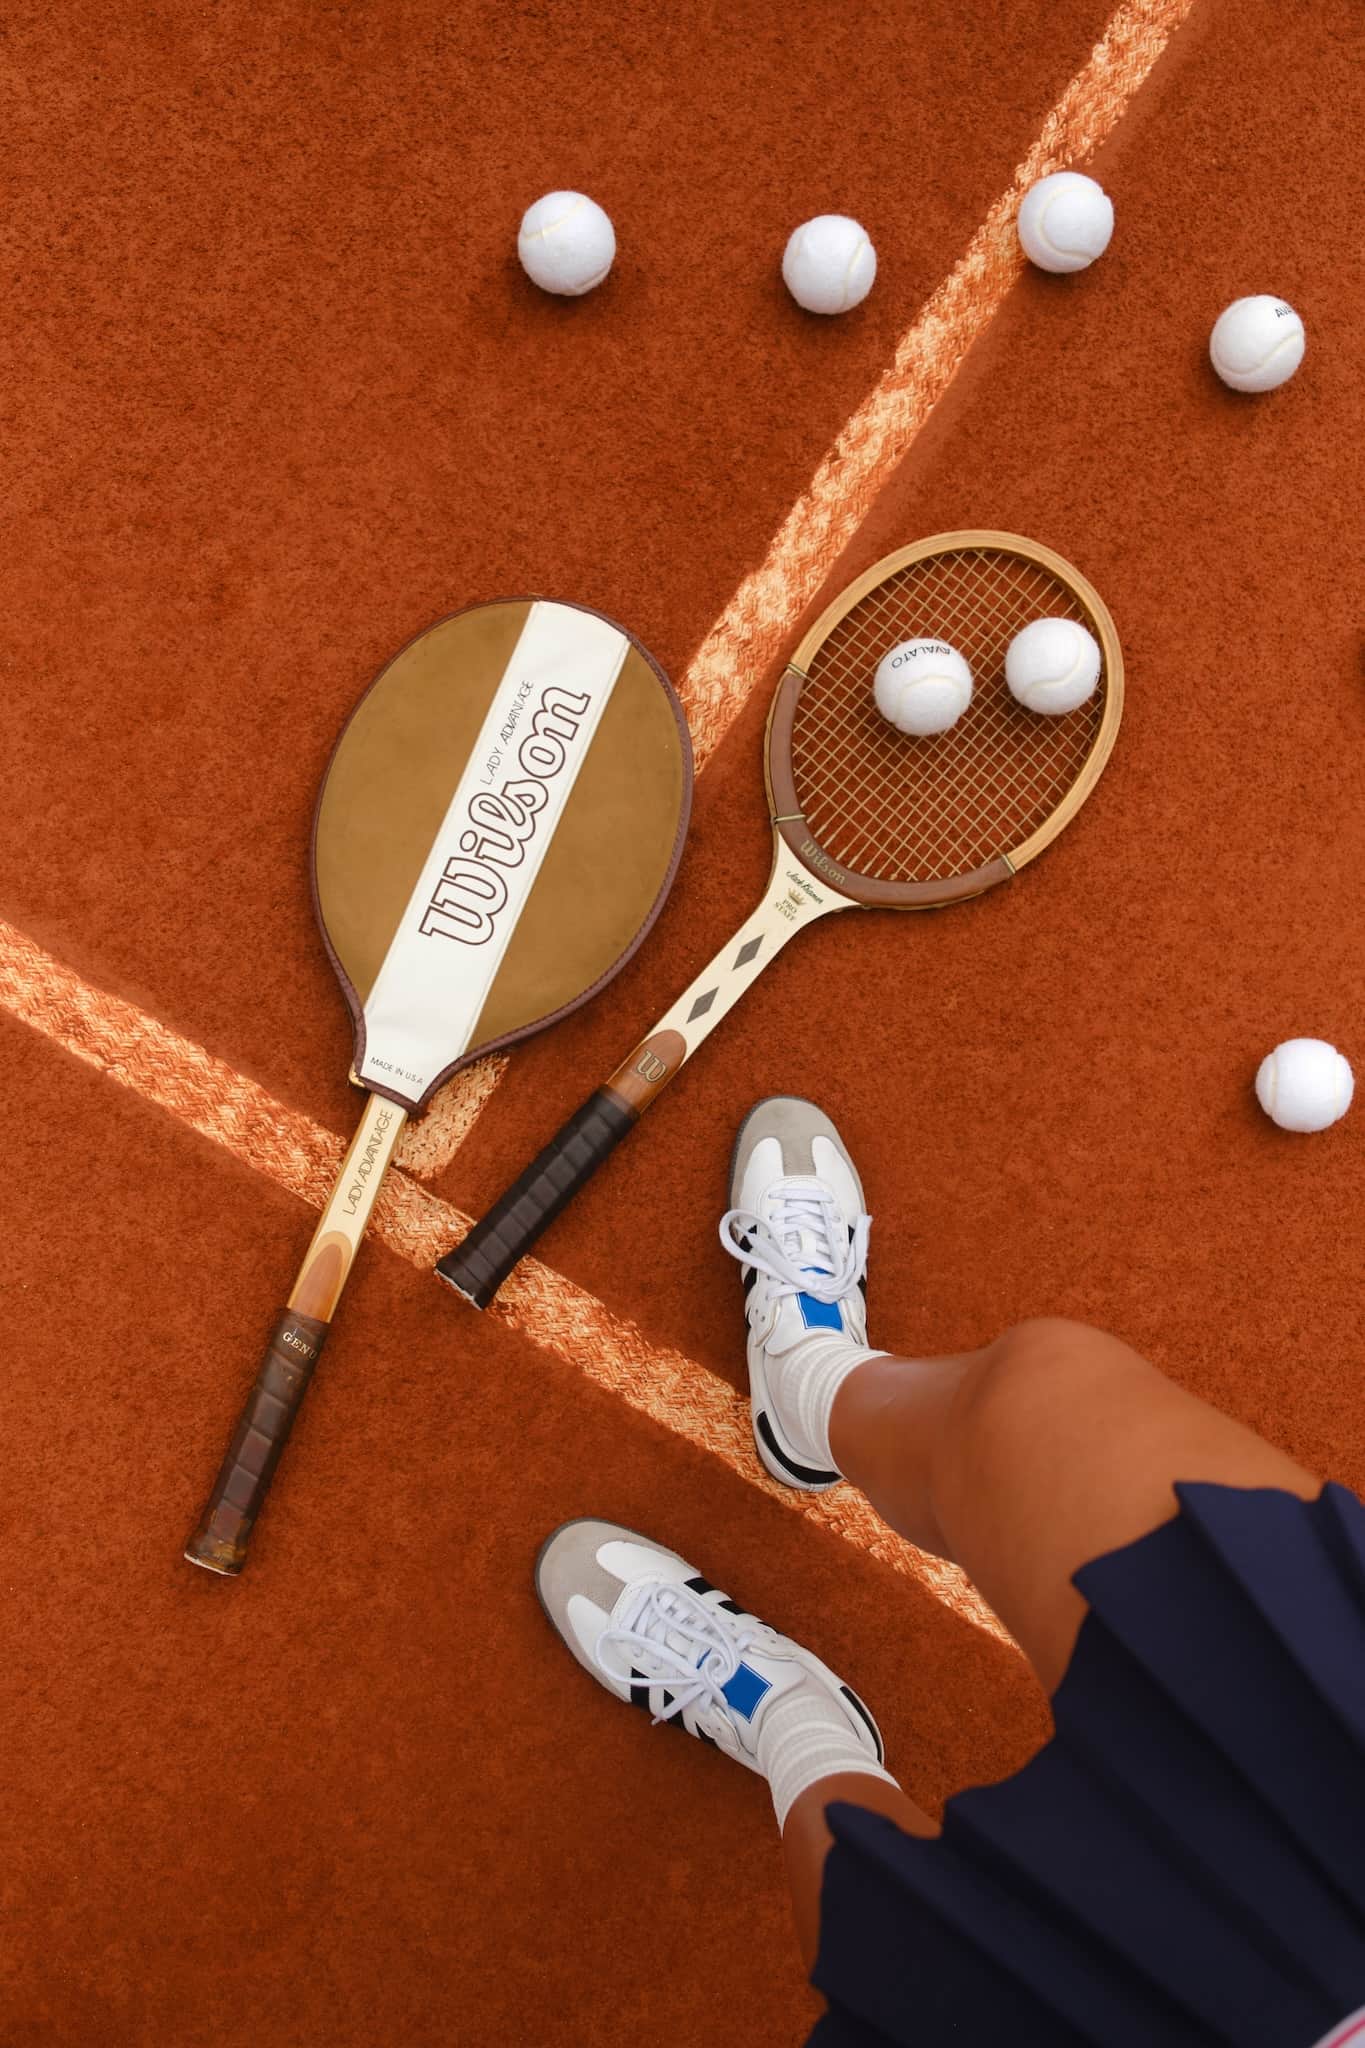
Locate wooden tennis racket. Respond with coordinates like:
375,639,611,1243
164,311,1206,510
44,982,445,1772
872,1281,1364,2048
186,599,690,1574
436,532,1122,1309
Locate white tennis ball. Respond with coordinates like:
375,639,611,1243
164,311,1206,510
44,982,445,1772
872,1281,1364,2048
518,191,616,297
874,640,973,736
1006,617,1102,716
782,215,876,315
1017,172,1114,273
1209,295,1305,392
1255,1038,1353,1133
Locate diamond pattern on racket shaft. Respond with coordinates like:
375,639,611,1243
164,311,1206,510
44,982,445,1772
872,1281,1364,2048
686,934,769,1022
790,550,1107,884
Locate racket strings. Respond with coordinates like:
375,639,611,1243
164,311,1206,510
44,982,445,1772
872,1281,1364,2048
789,550,1107,883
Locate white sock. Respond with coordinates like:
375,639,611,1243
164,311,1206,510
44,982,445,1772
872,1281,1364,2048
757,1682,899,1831
766,1336,885,1473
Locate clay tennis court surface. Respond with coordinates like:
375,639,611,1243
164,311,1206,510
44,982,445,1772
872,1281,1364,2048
5,2,1364,2041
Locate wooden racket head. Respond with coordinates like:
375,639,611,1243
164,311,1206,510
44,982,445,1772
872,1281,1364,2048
766,531,1123,907
313,599,691,1112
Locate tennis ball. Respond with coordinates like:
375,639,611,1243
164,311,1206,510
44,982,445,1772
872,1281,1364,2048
518,191,616,297
782,215,876,315
1017,172,1113,273
1209,296,1305,392
1255,1038,1353,1133
874,640,973,736
1006,618,1101,716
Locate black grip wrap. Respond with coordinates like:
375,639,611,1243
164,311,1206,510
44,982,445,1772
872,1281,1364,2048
184,1307,330,1576
435,1087,638,1308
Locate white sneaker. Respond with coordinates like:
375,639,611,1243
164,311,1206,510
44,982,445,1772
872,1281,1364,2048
534,1519,884,1773
719,1097,871,1491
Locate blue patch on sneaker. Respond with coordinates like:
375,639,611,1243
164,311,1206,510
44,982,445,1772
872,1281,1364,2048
798,1267,843,1332
719,1661,772,1721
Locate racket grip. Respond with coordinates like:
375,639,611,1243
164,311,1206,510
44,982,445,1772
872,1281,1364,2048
184,1307,330,1576
435,1087,636,1308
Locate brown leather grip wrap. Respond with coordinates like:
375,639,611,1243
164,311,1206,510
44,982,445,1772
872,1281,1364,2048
183,1308,330,1576
435,1088,638,1309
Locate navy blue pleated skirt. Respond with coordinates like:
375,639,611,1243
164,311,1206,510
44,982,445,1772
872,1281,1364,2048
810,1482,1365,2047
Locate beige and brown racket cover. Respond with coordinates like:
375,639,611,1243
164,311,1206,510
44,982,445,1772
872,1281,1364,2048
313,598,691,1113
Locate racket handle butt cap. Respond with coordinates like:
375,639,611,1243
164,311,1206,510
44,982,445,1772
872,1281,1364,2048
435,1087,637,1308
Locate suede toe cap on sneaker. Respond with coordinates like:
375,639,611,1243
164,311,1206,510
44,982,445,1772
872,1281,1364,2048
535,1519,693,1674
729,1095,867,1218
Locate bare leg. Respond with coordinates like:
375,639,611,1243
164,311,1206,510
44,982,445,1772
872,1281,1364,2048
829,1318,1320,1690
780,1316,1323,1960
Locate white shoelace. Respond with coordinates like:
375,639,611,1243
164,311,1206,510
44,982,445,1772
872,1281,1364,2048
595,1579,765,1727
718,1178,870,1303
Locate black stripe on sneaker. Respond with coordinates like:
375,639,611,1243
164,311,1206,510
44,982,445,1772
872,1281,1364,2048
630,1670,674,1715
756,1410,840,1487
840,1684,884,1764
849,1226,868,1299
695,1728,718,1750
684,1573,742,1617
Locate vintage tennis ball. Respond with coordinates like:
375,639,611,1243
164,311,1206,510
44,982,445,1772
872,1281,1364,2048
1209,296,1305,392
1255,1038,1353,1132
782,215,877,315
1006,618,1101,716
1017,172,1113,273
518,191,616,296
873,640,973,736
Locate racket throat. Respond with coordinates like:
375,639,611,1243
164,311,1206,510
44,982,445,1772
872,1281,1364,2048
289,1091,409,1322
604,854,841,1117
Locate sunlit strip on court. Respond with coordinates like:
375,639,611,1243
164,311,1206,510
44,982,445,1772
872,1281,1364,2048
395,1053,507,1177
410,0,1195,1177
0,911,1012,1651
